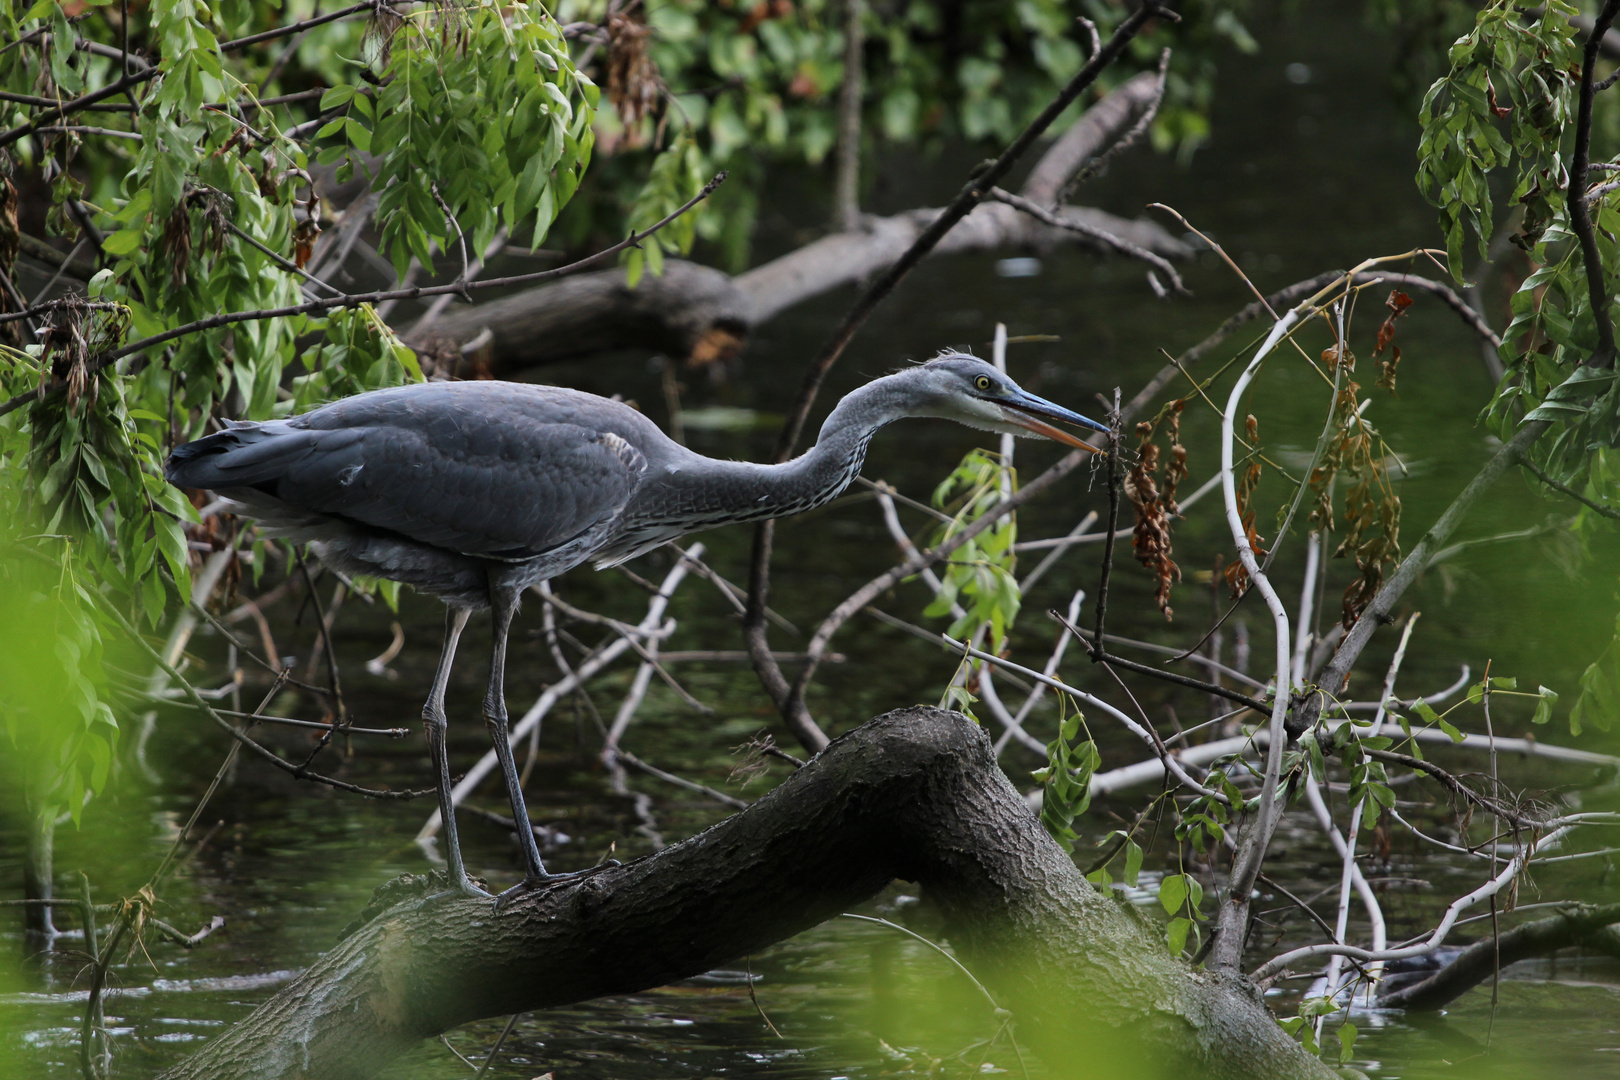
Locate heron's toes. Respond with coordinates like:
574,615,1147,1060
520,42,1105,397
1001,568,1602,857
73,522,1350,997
426,879,496,904
491,865,615,912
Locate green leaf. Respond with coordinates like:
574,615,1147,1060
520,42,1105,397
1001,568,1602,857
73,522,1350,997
102,228,144,257
1159,873,1188,915
1123,839,1143,888
1337,1021,1359,1064
1438,717,1465,743
1532,685,1558,726
345,117,372,154
320,85,356,110
1165,916,1192,956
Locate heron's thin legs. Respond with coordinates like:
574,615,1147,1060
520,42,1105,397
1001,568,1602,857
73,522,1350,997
426,605,489,898
484,584,550,887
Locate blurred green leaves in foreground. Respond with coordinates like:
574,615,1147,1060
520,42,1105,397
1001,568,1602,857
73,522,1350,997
0,495,127,833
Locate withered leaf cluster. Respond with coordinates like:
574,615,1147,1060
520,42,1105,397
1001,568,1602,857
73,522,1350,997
160,186,232,290
1224,413,1267,598
1126,400,1187,619
1373,289,1413,394
363,2,408,66
606,10,660,137
37,298,129,413
1308,331,1404,628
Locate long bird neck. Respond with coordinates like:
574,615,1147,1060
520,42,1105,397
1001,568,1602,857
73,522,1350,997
777,377,907,504
632,374,915,529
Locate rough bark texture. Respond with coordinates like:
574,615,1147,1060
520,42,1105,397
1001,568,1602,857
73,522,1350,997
408,72,1187,374
157,708,1344,1080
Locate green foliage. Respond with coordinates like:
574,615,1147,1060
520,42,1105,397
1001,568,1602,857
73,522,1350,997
0,1,603,830
1416,2,1581,269
1571,609,1620,734
1032,707,1100,845
1416,4,1620,490
1336,1019,1360,1064
1415,3,1620,719
923,448,1020,651
1368,0,1491,107
1175,763,1240,853
1156,871,1203,956
327,1,597,276
0,504,124,827
1278,995,1342,1058
623,134,705,287
539,0,1252,268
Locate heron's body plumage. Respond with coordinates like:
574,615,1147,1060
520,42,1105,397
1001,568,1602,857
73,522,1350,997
167,378,895,604
164,354,1104,901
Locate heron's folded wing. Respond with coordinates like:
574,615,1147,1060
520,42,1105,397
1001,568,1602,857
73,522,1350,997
271,411,646,559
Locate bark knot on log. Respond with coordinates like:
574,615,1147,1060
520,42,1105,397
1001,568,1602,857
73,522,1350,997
156,707,1347,1080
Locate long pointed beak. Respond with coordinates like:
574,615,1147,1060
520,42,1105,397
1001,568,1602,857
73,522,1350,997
998,390,1110,451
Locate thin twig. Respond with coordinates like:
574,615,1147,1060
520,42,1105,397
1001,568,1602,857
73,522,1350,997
226,220,345,297
430,182,472,298
1569,0,1620,367
986,186,1189,295
105,603,433,800
474,1013,522,1078
1091,393,1123,651
1520,456,1620,519
1053,612,1269,713
1066,47,1171,193
839,914,1006,1015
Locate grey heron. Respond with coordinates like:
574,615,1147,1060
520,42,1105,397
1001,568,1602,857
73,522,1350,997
165,352,1106,905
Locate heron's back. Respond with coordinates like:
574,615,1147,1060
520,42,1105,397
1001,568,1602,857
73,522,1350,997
166,381,659,602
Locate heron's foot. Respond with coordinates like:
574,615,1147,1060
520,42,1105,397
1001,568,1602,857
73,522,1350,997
426,874,495,904
491,863,617,913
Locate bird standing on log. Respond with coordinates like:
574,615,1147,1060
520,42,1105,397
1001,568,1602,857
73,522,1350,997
165,352,1107,906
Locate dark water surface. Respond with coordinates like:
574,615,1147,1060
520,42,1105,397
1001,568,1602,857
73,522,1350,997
5,5,1619,1079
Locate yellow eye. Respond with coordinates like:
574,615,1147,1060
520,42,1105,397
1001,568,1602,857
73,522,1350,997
974,375,993,391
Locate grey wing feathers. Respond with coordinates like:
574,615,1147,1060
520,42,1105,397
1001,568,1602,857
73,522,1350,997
166,384,650,560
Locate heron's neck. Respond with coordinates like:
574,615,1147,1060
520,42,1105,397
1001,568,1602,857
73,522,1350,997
635,374,913,528
778,377,909,502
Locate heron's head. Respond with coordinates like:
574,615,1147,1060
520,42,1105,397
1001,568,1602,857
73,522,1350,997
906,352,1109,450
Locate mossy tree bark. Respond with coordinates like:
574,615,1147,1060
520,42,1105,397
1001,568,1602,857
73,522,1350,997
157,708,1346,1080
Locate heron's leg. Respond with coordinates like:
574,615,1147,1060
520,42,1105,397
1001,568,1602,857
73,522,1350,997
425,605,489,899
483,583,550,888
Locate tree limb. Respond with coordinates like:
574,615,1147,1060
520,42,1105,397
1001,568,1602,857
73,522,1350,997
153,708,1344,1080
1378,902,1620,1010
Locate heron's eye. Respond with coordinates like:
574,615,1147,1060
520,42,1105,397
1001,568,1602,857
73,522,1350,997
974,375,994,392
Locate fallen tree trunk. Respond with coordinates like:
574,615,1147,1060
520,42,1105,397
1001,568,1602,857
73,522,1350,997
408,72,1190,373
158,708,1345,1080
1378,902,1620,1011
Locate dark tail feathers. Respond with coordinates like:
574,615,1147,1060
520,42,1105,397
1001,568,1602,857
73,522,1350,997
164,422,273,490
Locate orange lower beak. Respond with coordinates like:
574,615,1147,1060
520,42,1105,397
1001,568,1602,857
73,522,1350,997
1010,415,1108,454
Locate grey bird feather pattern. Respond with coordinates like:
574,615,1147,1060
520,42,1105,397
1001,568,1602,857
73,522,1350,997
163,354,1105,900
